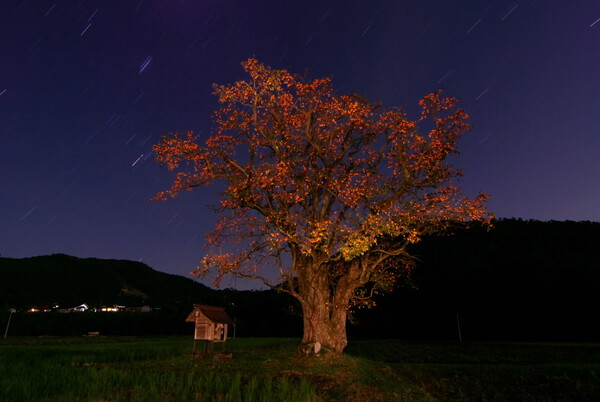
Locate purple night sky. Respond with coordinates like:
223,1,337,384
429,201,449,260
1,1,599,288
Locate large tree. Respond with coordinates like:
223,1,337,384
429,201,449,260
154,58,491,353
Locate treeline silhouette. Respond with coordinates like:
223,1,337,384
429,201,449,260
1,219,598,340
351,219,600,341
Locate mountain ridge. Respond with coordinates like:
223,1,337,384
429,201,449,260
0,253,216,310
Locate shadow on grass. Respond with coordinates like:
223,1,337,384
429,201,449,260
347,340,600,401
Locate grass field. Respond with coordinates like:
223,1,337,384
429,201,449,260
1,336,599,401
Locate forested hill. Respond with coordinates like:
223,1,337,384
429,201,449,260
0,254,217,310
1,219,599,340
0,254,299,337
352,219,600,341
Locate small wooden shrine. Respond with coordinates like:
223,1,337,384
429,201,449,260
185,304,234,353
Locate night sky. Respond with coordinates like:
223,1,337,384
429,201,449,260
2,1,599,288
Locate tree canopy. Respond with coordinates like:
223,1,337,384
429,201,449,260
154,58,491,352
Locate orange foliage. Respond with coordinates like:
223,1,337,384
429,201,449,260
153,58,492,299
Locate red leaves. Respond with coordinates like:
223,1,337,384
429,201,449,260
153,58,492,290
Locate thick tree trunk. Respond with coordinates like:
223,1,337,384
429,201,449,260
300,295,349,353
296,260,356,354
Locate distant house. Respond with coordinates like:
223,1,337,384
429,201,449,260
124,305,152,313
185,305,234,351
57,303,89,313
72,303,89,312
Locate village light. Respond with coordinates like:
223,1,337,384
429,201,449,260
4,308,16,339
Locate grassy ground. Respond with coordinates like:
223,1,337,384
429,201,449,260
347,340,600,401
1,336,598,401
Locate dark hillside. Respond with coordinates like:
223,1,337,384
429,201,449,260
350,219,600,341
0,254,302,337
0,254,216,310
2,220,598,340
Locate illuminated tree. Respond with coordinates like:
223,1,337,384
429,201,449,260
154,58,491,353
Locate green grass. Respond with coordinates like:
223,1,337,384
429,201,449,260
1,337,599,401
347,340,600,401
0,337,315,401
